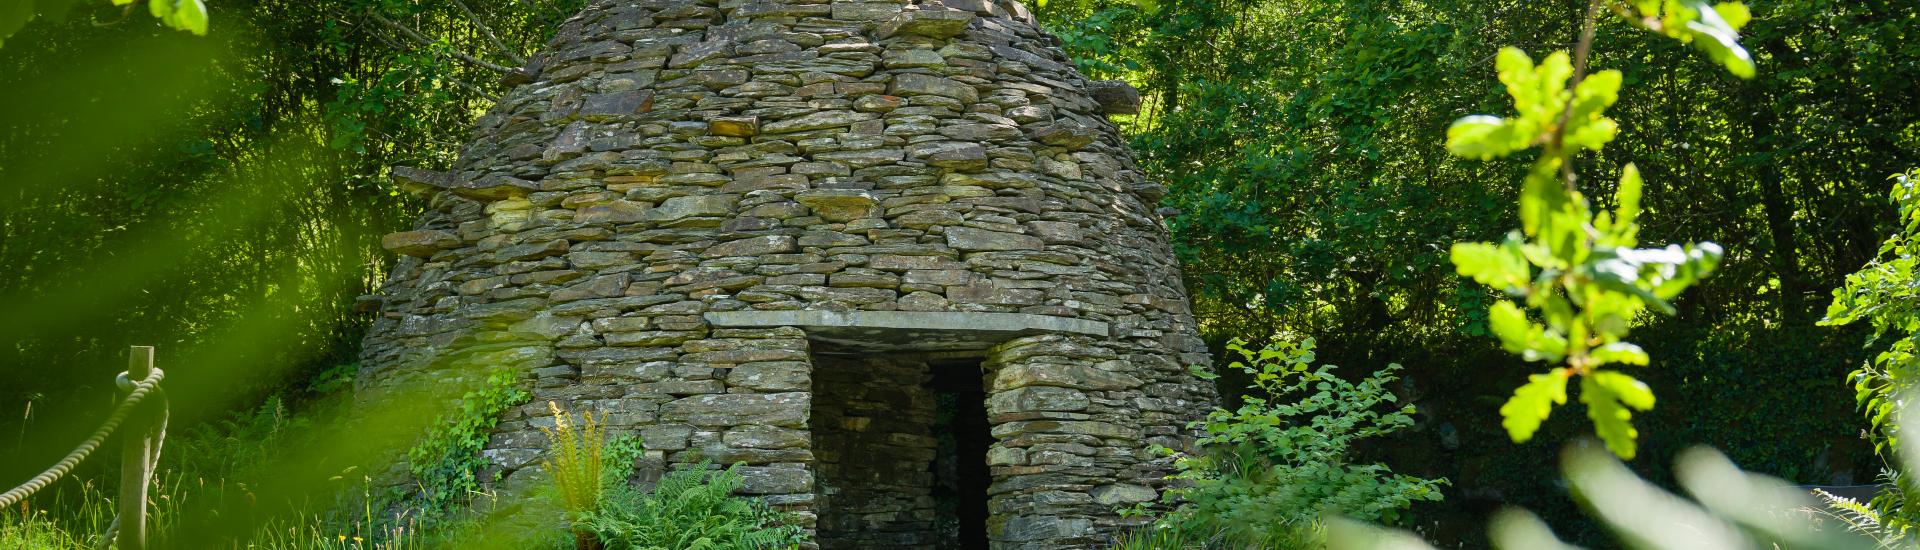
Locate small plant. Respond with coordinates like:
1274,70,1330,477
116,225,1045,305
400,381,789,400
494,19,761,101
574,462,804,550
405,368,531,521
1132,337,1445,548
541,401,607,549
1109,524,1199,550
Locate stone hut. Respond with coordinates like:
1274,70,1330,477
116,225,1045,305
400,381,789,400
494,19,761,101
357,0,1217,546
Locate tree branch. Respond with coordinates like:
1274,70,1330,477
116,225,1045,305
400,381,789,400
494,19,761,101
366,9,516,75
449,0,528,65
1553,0,1605,192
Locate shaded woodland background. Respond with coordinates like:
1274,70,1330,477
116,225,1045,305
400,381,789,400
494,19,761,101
2,0,1916,546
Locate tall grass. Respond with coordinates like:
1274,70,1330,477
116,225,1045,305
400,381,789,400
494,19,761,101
0,395,470,549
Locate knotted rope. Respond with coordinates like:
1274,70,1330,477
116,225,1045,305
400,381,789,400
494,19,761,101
0,367,166,509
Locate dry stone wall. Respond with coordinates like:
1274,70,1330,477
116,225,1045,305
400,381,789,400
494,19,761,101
356,0,1218,546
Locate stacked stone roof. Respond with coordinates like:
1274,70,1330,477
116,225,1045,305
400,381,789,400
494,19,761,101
359,0,1216,546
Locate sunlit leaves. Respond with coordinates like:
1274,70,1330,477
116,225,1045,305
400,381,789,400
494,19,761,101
1499,368,1569,444
1458,162,1719,458
1582,371,1655,459
1629,0,1756,79
1450,234,1530,293
1489,300,1567,362
1446,48,1622,161
1447,12,1742,458
1522,157,1581,243
1595,165,1643,247
1500,48,1571,124
147,0,209,36
1564,69,1622,151
1445,48,1574,160
1821,170,1920,461
1588,343,1650,367
1446,115,1534,160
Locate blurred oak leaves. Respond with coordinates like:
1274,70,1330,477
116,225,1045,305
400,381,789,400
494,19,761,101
1446,1,1754,459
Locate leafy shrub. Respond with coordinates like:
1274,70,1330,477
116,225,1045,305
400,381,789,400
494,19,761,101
406,368,530,518
574,462,804,550
1821,169,1920,533
1136,337,1445,548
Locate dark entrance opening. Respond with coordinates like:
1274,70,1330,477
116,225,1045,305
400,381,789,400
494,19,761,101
811,353,990,549
929,360,990,550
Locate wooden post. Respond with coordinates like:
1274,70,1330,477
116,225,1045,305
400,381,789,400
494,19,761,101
117,346,154,550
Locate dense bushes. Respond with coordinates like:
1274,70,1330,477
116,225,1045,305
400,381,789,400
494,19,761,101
1822,168,1920,536
1122,337,1445,548
1036,0,1919,542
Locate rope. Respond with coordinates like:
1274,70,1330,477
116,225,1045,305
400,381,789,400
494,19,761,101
0,368,166,509
93,389,168,550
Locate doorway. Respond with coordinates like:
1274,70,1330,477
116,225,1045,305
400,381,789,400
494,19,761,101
810,353,990,549
930,359,990,549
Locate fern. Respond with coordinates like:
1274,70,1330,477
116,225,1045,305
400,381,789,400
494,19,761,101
541,401,607,519
1813,488,1915,550
575,462,803,550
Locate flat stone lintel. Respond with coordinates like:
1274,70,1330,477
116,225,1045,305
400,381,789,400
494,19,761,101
704,310,1109,351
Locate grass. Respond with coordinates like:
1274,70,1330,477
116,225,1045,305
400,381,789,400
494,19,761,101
0,469,444,549
0,394,474,549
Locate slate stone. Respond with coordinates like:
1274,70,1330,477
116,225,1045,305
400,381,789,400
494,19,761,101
992,363,1144,391
907,141,989,170
709,115,759,137
381,230,460,257
455,174,540,200
876,9,975,39
1086,80,1142,115
644,195,735,221
890,73,978,103
705,235,798,257
944,226,1044,251
576,200,649,224
794,189,879,222
663,393,809,428
762,110,877,133
580,90,655,116
669,39,733,68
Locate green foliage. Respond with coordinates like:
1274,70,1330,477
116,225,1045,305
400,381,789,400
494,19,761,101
1,0,206,49
1822,168,1920,533
126,0,209,36
1333,444,1879,550
574,462,805,550
1109,524,1200,550
601,435,646,494
1045,0,1916,538
1614,0,1756,78
1,0,582,455
1137,337,1445,548
1812,489,1916,550
0,391,471,549
0,506,96,549
1445,1,1750,459
405,369,530,518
